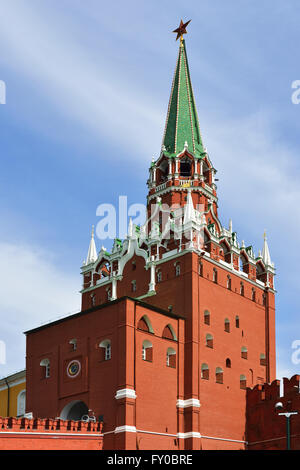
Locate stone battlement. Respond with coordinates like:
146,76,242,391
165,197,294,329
246,375,300,450
0,417,103,450
0,416,103,433
247,374,300,406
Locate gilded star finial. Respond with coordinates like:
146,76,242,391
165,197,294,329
173,19,191,42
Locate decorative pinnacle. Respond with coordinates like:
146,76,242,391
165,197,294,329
173,19,191,42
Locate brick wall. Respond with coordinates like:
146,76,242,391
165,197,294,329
0,417,103,450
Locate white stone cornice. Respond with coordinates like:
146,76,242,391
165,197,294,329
177,432,201,439
115,388,137,400
176,398,201,408
114,425,137,434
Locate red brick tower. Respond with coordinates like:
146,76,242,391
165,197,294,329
25,25,276,450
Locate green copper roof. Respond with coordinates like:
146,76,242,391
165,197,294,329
162,40,205,157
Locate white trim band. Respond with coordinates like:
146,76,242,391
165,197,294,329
114,425,137,434
115,389,137,400
177,432,201,439
201,435,247,444
102,426,246,443
106,427,201,439
177,398,201,408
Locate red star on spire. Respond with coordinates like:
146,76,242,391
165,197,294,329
173,19,191,41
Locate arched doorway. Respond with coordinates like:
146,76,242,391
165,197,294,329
60,400,89,421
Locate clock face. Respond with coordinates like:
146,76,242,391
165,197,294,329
67,360,81,378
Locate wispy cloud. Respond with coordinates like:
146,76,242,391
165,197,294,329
0,1,164,158
0,241,80,378
204,111,300,278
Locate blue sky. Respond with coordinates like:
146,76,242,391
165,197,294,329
0,0,300,380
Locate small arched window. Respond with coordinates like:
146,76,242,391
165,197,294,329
224,318,230,333
240,375,247,389
239,254,247,272
69,338,77,351
142,340,153,362
40,358,50,378
213,268,218,284
157,270,162,283
260,354,267,366
227,275,232,290
235,315,240,328
204,310,210,325
240,282,244,296
199,262,203,277
206,334,213,348
106,288,111,301
216,367,223,384
201,363,209,380
226,358,231,368
175,263,181,277
99,339,111,361
166,348,176,368
137,315,154,334
252,288,256,302
131,280,137,292
241,347,248,360
162,324,177,340
91,293,96,307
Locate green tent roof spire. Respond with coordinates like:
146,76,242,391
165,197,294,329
162,39,205,157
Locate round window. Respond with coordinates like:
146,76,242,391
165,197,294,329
67,360,81,378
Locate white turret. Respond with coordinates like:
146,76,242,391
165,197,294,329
262,231,272,267
183,189,196,225
86,225,97,265
128,217,133,238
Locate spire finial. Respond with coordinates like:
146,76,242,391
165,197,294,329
86,225,97,265
128,217,133,237
173,19,191,42
262,230,272,266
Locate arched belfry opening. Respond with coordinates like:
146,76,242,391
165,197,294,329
60,400,89,421
158,159,169,183
180,157,192,177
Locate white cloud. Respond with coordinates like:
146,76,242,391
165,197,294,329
202,111,300,288
0,242,80,377
0,1,164,158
